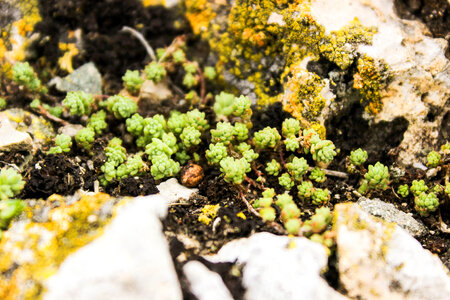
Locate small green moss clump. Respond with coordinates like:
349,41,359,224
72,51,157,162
145,62,166,83
427,151,441,168
75,127,95,150
219,157,250,184
397,184,409,198
358,162,389,194
12,62,42,92
349,148,368,166
0,168,25,201
414,192,439,217
103,95,138,119
410,180,428,197
0,199,25,230
254,127,281,149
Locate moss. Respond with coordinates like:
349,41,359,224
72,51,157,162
0,193,117,299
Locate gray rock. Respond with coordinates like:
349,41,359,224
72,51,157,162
49,62,102,95
58,124,85,137
0,116,33,151
205,232,347,300
183,261,234,300
334,203,450,300
357,197,427,237
44,179,197,300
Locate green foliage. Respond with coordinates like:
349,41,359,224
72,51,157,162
87,110,107,134
116,154,146,180
12,62,41,92
185,109,209,132
45,105,63,118
414,192,439,217
63,91,94,116
0,199,25,230
122,70,144,94
284,218,302,235
219,157,250,184
445,183,450,197
301,129,321,153
150,154,180,180
278,173,294,190
48,134,72,154
309,167,326,183
298,181,314,199
126,113,144,136
105,139,127,166
214,92,235,117
75,127,95,150
180,126,202,148
211,122,234,145
175,148,191,165
282,118,301,138
256,188,276,222
358,162,389,194
232,95,252,119
286,157,308,181
183,73,197,88
310,140,336,164
0,97,6,110
145,62,166,82
311,188,330,206
284,137,299,152
0,168,25,200
254,127,281,149
265,159,281,176
184,63,197,74
103,95,138,119
302,207,332,234
206,143,228,165
145,138,173,160
167,111,186,135
233,122,248,141
397,184,409,198
427,151,441,168
275,193,293,209
410,180,428,197
172,49,186,63
204,66,217,80
349,148,368,166
242,149,259,163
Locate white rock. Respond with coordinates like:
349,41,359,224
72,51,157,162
184,261,234,300
310,0,449,166
0,116,33,151
205,232,347,300
334,203,450,300
267,12,285,26
44,179,197,300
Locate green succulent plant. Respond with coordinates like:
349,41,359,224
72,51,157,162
204,66,217,80
75,127,95,150
12,62,41,92
0,168,25,200
310,140,336,164
62,91,94,116
205,143,228,165
183,73,198,88
297,181,314,199
286,157,309,181
219,157,250,184
172,49,186,63
0,199,25,230
122,70,144,94
48,134,72,154
265,159,281,176
0,97,6,110
126,113,145,136
414,192,439,217
282,118,301,138
254,127,281,149
180,126,202,148
278,173,294,190
145,62,166,82
410,180,428,197
233,122,249,142
311,188,330,206
397,184,409,198
145,138,173,160
309,167,326,183
185,109,209,132
214,92,236,117
150,155,180,180
426,151,441,168
87,110,107,134
211,122,234,145
167,111,186,135
349,148,368,166
103,95,138,119
358,162,389,194
302,207,332,234
232,95,252,119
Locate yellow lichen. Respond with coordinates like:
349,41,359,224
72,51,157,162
142,0,166,7
58,43,79,73
198,204,220,225
0,193,116,299
236,211,246,220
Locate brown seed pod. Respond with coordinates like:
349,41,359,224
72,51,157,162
180,163,204,188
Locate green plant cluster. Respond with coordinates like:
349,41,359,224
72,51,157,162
63,91,94,116
48,134,72,154
122,70,144,94
12,62,44,92
0,168,25,235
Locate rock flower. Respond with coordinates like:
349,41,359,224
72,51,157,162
298,181,314,199
310,140,336,164
180,126,202,148
75,127,95,150
103,95,138,119
410,179,428,197
358,162,389,194
150,155,180,180
87,110,107,134
427,151,441,168
214,92,235,117
282,118,301,138
211,122,234,145
397,184,409,198
219,157,250,184
309,167,326,183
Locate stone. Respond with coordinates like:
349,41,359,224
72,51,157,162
0,116,33,151
44,179,197,300
334,203,450,300
183,261,234,300
357,197,427,237
205,232,347,300
58,124,84,137
49,62,102,95
0,108,54,148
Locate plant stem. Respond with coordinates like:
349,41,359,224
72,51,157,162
121,26,156,61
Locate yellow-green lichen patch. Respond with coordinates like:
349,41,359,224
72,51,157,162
198,204,220,225
0,193,118,299
185,0,390,128
353,54,389,115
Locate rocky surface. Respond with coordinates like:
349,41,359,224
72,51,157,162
334,203,450,300
49,62,103,95
357,197,427,237
44,179,196,300
0,116,33,152
205,232,347,300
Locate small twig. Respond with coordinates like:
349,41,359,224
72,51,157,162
168,202,191,207
196,65,206,105
121,26,156,61
251,164,266,189
322,169,349,179
158,35,186,63
36,105,69,126
239,189,260,218
245,175,264,190
278,148,287,168
438,210,450,234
